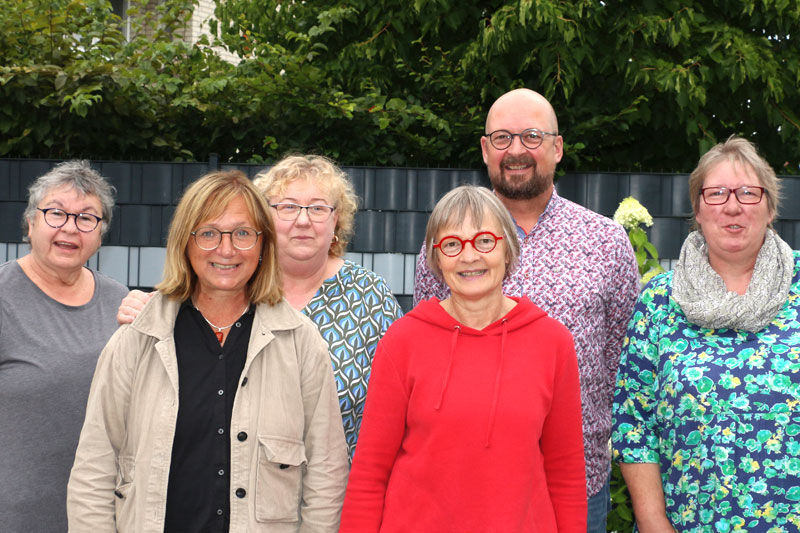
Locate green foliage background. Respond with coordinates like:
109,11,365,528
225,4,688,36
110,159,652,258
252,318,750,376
3,0,800,171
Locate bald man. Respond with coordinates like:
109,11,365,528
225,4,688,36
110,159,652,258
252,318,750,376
414,89,640,532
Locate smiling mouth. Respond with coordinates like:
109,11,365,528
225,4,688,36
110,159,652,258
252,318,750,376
54,241,79,249
458,270,487,278
726,225,743,229
211,263,239,270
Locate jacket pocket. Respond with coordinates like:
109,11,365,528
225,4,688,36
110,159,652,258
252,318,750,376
114,455,136,530
255,436,307,523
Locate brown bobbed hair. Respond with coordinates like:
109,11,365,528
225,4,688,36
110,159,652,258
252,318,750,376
425,185,520,279
689,136,782,230
157,170,282,305
253,154,357,257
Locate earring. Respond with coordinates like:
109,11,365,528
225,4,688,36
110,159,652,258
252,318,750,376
259,256,263,264
332,234,339,243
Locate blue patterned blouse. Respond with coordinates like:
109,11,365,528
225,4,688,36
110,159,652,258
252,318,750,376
612,253,800,532
303,260,403,459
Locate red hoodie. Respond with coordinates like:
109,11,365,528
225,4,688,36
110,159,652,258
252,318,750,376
340,296,587,532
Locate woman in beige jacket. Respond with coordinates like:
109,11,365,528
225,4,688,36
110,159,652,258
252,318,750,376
67,171,348,532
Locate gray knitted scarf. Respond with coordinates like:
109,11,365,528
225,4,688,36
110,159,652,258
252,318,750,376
672,229,794,332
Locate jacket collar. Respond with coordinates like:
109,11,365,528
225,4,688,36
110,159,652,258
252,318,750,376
131,292,306,341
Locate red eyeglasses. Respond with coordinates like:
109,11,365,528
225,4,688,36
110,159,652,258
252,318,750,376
433,231,504,257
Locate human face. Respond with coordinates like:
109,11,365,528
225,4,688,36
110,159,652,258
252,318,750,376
27,184,103,275
481,91,563,201
695,160,773,266
187,195,262,299
435,210,507,302
269,179,338,266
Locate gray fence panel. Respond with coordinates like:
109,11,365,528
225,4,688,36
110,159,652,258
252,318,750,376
3,158,800,310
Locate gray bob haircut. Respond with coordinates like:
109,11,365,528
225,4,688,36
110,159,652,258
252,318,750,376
689,136,782,230
22,160,116,241
425,185,520,279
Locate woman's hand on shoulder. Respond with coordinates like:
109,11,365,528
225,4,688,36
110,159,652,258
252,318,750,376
117,290,153,325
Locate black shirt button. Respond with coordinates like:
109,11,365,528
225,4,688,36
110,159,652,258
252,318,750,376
218,469,225,476
217,389,224,396
216,508,223,516
235,488,246,498
218,353,224,360
237,431,248,442
241,377,248,386
235,322,241,327
218,428,224,435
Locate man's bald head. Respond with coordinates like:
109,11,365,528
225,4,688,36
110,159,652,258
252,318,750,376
485,89,559,134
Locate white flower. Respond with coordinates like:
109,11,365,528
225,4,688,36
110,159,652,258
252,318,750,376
613,197,654,230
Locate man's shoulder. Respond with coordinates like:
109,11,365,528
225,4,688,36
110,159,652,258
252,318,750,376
545,198,630,248
552,195,622,231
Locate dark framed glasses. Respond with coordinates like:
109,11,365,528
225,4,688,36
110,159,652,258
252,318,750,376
483,128,558,150
270,202,335,222
37,207,103,232
700,186,766,205
191,226,262,251
433,231,504,257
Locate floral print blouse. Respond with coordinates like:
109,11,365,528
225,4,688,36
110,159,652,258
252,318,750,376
612,254,800,533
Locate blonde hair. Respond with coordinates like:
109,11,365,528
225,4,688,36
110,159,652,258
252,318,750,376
689,136,781,230
425,185,520,279
157,170,282,304
253,154,357,257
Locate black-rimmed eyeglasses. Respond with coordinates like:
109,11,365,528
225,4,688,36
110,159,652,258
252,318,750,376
270,203,335,222
433,231,504,257
483,128,558,150
700,186,766,205
37,207,103,232
191,227,262,251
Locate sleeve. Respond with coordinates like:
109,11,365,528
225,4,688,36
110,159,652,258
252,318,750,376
611,280,666,464
339,336,409,532
539,331,588,533
413,241,450,307
67,326,135,531
602,226,640,386
297,324,350,532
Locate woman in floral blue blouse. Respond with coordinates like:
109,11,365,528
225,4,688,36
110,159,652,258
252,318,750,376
612,136,800,532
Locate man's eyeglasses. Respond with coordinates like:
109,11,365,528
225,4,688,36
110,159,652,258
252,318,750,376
483,128,558,150
700,186,766,205
433,231,504,257
270,203,335,222
191,227,262,251
37,208,103,232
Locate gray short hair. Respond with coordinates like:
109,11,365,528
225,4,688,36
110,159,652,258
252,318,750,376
425,185,520,279
689,136,781,230
23,160,116,241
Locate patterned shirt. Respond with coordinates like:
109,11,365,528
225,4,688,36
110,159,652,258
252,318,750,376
612,260,800,532
414,189,639,497
304,260,403,459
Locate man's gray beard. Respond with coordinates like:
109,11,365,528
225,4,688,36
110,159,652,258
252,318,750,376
490,168,553,200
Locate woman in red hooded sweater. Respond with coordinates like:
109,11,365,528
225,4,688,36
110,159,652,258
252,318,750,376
340,185,587,532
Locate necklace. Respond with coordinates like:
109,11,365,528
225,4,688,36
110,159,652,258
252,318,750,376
193,302,250,344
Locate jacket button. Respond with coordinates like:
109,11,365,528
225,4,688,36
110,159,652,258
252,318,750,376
241,377,248,387
235,488,246,498
237,431,248,442
279,464,290,470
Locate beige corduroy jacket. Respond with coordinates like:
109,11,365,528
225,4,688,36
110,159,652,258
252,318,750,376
67,292,348,533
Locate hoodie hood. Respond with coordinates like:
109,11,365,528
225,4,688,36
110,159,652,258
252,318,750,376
407,296,547,446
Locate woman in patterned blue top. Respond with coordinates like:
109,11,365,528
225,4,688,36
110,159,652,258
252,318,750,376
612,137,800,532
254,156,403,459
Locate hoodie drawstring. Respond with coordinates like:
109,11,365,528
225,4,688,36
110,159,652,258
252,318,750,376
434,326,460,410
484,319,508,447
